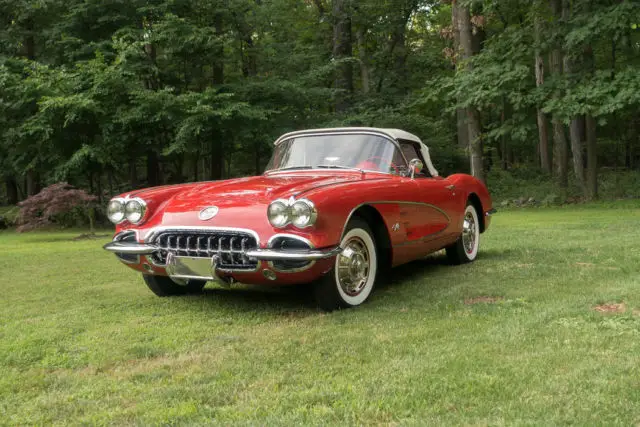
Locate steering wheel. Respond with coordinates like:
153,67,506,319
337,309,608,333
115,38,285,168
359,156,400,174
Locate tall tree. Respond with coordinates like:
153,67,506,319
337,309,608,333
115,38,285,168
549,0,568,187
455,0,484,182
332,0,353,112
534,6,551,173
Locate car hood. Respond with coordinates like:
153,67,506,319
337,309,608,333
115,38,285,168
154,173,361,226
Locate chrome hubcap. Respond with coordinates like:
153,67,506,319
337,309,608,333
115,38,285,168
337,237,370,296
462,211,477,255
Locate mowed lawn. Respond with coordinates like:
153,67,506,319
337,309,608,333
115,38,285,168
1,203,640,425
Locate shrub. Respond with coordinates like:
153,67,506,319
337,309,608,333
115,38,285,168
17,183,97,232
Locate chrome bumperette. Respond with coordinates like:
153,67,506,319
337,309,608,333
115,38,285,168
104,241,159,255
485,208,497,217
110,230,141,264
245,246,342,261
267,234,316,273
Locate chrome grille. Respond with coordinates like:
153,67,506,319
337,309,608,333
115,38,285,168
150,231,258,270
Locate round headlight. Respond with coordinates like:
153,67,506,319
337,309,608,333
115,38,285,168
268,200,290,228
291,200,317,228
125,198,146,224
107,199,125,224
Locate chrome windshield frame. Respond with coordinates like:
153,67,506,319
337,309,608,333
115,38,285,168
265,131,411,176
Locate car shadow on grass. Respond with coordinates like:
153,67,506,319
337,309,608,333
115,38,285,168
189,252,467,314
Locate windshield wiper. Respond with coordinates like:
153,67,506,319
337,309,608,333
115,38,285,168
316,165,364,172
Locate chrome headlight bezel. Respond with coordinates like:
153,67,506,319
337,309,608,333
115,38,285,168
267,198,317,229
124,198,147,224
107,198,126,224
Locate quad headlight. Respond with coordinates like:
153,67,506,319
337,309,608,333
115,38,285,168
107,197,147,225
267,198,317,229
125,198,146,224
107,198,126,224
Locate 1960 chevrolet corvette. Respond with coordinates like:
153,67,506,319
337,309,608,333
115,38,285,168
104,127,494,310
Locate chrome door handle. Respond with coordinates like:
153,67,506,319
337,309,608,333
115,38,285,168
446,185,456,190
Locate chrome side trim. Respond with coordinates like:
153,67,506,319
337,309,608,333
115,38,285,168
267,234,316,273
246,246,342,261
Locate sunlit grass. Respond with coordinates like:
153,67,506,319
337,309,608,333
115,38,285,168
1,203,640,425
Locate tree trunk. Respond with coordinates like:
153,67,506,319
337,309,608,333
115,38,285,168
192,154,199,182
455,0,484,181
26,170,40,196
210,15,225,180
568,116,586,194
129,158,138,189
534,18,551,173
5,178,18,204
96,170,103,204
213,14,224,86
332,0,353,112
585,115,597,200
452,3,468,149
146,151,160,187
24,18,35,60
355,28,370,94
549,0,568,187
210,141,223,180
255,140,261,175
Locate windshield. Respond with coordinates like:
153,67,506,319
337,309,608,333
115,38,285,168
265,134,407,174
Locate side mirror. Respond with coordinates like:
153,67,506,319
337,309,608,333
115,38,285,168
409,158,423,179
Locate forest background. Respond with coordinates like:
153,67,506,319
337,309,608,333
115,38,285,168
1,0,639,218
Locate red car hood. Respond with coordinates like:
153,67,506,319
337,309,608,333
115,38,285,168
155,173,361,227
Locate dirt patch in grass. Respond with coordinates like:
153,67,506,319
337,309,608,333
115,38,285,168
464,296,504,305
593,302,626,314
575,262,620,271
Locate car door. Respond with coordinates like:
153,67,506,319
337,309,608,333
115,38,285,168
397,140,458,253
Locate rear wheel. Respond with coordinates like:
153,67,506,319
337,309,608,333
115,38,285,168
313,218,378,311
446,202,480,264
143,275,207,296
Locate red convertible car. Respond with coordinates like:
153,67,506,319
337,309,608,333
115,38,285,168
104,127,494,310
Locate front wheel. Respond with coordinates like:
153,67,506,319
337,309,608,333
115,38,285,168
446,202,480,264
313,218,378,311
143,275,207,297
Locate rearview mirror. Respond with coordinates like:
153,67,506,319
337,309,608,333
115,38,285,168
409,158,423,179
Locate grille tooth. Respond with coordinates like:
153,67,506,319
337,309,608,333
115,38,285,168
151,230,258,270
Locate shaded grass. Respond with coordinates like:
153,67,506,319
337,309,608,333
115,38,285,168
1,205,640,425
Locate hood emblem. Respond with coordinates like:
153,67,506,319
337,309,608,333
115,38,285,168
199,206,219,221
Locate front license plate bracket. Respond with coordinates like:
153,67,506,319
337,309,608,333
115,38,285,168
165,253,219,281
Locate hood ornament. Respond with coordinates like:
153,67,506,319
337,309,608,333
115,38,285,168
199,206,219,221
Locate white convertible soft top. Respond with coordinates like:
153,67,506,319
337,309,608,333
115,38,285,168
274,127,439,177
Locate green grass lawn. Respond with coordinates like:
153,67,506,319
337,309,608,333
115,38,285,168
1,203,640,425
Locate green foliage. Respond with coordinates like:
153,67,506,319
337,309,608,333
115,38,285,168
0,0,638,202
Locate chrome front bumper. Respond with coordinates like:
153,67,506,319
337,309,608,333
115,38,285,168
103,241,342,261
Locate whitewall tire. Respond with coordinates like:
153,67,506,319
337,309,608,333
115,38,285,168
446,202,480,264
313,218,378,311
